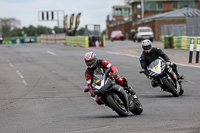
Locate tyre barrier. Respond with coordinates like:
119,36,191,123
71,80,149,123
40,33,105,47
160,35,200,50
66,36,105,47
1,41,12,44
160,35,200,63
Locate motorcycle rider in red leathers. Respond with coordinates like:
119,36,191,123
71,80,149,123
84,51,137,105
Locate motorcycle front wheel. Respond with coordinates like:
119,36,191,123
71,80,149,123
179,83,184,95
163,78,179,97
107,94,128,117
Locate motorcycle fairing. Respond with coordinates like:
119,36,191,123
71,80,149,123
107,85,129,111
149,59,162,74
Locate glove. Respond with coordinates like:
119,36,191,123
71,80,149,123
110,71,118,79
89,89,95,97
166,61,173,66
146,75,152,79
84,88,90,92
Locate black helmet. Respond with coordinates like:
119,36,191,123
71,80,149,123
84,51,97,68
142,39,152,53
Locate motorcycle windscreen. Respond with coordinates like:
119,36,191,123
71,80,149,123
99,78,112,94
149,59,160,69
92,75,103,86
149,59,162,74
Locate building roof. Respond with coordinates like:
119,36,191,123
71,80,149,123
134,7,200,25
127,0,191,3
112,5,131,8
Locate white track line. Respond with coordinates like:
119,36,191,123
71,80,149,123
47,50,57,56
7,60,27,86
108,51,200,69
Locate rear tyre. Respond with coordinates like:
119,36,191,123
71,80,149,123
163,78,179,97
130,98,143,115
107,94,128,117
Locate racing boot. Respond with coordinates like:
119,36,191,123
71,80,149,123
128,87,136,96
173,69,184,80
170,64,184,80
125,86,139,106
177,74,184,80
125,86,138,101
124,86,136,95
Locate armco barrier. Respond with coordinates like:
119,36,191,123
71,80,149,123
40,33,65,44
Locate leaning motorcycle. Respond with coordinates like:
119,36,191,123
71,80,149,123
140,59,184,97
84,68,143,117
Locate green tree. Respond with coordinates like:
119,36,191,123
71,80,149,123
35,25,51,35
11,28,22,36
53,26,63,33
0,17,21,36
75,27,85,36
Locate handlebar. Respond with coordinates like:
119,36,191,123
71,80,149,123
84,87,90,92
84,68,113,95
139,70,145,74
84,87,103,95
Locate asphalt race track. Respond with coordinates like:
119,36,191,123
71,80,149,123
0,41,199,133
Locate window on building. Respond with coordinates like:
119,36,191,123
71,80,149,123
144,2,157,11
133,4,137,13
179,1,195,8
124,8,129,15
173,2,178,9
157,2,163,10
115,8,122,15
173,1,195,9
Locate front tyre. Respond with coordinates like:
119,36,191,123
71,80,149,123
179,83,184,95
163,78,179,97
107,94,128,117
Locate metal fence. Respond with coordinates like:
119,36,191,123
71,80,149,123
161,24,186,36
184,11,200,36
161,10,200,37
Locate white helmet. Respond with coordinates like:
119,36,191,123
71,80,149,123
142,39,152,53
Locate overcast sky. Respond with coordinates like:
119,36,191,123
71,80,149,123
0,0,125,31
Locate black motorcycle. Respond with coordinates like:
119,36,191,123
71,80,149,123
85,68,143,117
140,59,184,97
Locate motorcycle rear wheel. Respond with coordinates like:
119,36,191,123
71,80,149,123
130,97,143,115
107,94,128,117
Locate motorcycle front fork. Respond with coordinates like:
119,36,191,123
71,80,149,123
167,67,179,86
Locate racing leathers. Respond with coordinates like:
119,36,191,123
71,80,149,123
85,59,135,104
139,47,180,88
